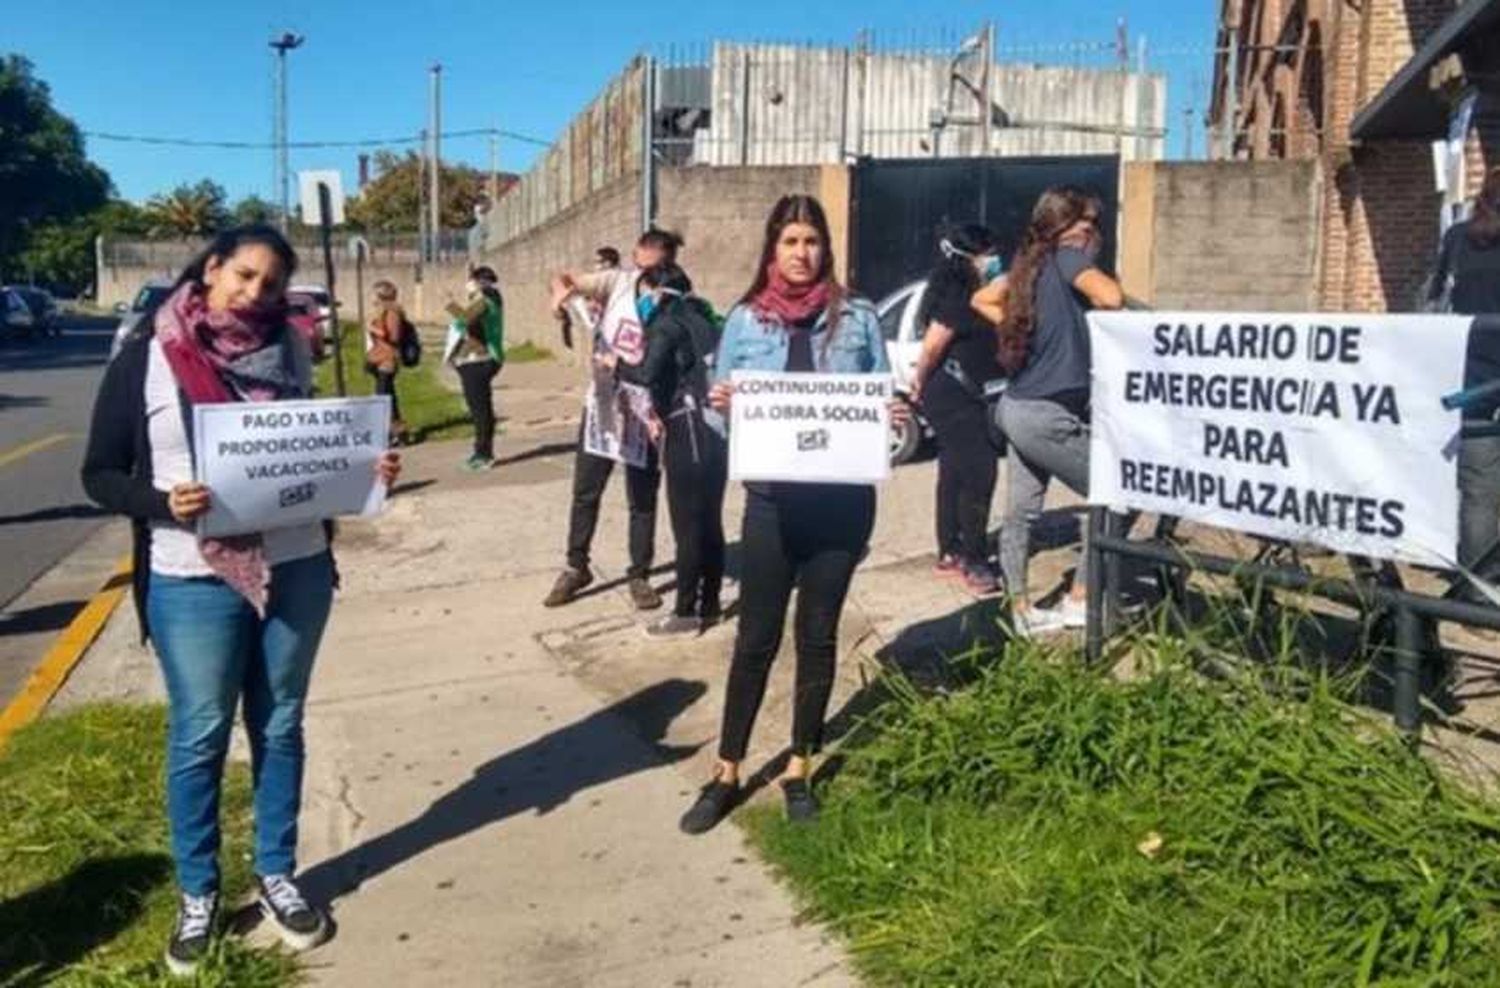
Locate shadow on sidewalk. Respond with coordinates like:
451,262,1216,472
298,677,709,907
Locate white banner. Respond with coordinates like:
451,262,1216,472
1088,312,1471,566
193,397,390,538
582,372,653,469
728,370,891,484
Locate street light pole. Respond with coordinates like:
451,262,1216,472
428,64,442,261
269,32,305,230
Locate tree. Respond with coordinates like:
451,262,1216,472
145,180,229,238
0,55,111,279
19,199,149,295
231,195,277,226
345,150,489,233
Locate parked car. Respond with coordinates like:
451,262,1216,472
289,284,335,341
2,288,36,339
876,279,946,464
110,279,174,357
285,291,328,361
4,286,59,337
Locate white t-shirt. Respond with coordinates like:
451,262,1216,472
146,339,327,577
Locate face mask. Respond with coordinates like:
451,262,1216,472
981,255,1004,281
636,293,658,324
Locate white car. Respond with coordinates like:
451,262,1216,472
876,280,937,464
290,284,335,341
2,288,36,339
110,279,174,357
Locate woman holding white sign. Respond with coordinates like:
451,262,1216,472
974,187,1124,637
679,194,907,834
81,225,400,975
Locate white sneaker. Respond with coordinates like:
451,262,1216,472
1059,598,1089,629
1011,607,1068,639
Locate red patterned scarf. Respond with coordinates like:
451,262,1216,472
750,262,832,326
155,283,298,613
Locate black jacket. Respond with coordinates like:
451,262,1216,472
80,329,335,642
617,296,720,416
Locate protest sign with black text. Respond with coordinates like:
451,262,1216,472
193,396,391,538
1088,312,1471,565
728,370,892,484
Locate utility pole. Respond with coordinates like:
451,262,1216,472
428,64,442,262
417,127,428,274
488,128,500,203
269,32,305,230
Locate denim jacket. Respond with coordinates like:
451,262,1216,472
713,296,891,382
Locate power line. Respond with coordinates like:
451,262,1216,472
81,126,550,151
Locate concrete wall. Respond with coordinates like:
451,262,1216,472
478,165,838,350
1122,160,1323,310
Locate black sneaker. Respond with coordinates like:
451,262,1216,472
257,874,329,951
781,778,819,823
628,577,663,611
544,566,593,607
679,780,738,835
164,890,218,977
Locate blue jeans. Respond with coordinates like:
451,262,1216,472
147,552,334,895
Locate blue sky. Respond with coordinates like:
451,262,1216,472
10,0,1217,205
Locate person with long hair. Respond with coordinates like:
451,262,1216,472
909,224,1006,594
81,225,401,975
1431,167,1500,586
972,186,1124,636
366,279,409,446
617,262,728,637
679,195,908,834
445,265,505,471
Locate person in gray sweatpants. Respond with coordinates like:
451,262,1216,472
974,186,1124,636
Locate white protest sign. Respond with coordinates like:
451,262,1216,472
729,370,892,484
1088,312,1471,566
582,372,652,469
193,396,390,538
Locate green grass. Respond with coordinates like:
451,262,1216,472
750,624,1500,987
502,340,554,363
0,705,298,987
313,324,472,443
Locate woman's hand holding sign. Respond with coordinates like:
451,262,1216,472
169,482,212,524
709,380,735,412
377,451,401,487
889,395,912,429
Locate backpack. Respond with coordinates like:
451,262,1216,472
678,298,721,415
398,314,422,367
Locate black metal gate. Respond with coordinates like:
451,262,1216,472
849,155,1121,303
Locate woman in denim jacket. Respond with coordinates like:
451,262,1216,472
679,194,906,834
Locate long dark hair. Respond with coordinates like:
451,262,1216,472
917,223,999,329
1469,167,1500,250
173,224,298,295
998,187,1098,372
738,194,844,320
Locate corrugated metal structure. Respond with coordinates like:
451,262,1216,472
484,34,1166,251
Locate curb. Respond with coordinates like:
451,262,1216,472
0,556,132,747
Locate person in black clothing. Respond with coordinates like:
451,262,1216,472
617,263,728,638
678,195,906,835
1431,167,1500,588
909,225,1007,594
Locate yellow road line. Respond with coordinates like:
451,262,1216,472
0,432,73,469
0,556,133,748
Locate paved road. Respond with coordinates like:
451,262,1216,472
0,315,115,611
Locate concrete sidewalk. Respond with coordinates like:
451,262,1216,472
57,358,1006,987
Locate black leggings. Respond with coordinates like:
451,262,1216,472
457,360,500,459
663,413,727,617
718,484,875,762
371,369,401,426
929,400,998,566
566,423,661,579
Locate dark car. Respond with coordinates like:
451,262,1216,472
3,286,57,338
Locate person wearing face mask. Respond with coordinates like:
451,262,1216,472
444,266,505,471
544,228,686,611
616,262,728,638
678,195,910,835
971,187,1125,638
909,224,1007,594
80,225,401,975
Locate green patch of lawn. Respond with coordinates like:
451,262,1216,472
503,340,554,363
751,638,1500,987
0,705,298,987
313,325,472,443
